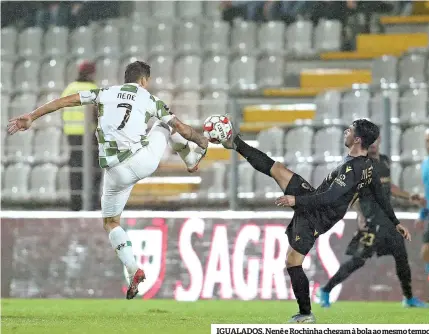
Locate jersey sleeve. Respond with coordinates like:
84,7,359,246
368,166,401,226
78,89,101,105
147,95,175,123
295,163,359,208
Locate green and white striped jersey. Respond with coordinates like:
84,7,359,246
79,83,174,168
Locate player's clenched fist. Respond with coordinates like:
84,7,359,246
396,224,411,241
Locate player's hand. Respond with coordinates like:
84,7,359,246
396,224,411,241
275,195,295,207
357,218,368,231
7,114,33,135
415,219,425,230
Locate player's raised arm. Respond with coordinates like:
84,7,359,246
7,90,98,135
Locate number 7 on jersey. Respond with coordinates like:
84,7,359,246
117,103,132,130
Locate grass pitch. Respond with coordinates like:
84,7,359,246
2,299,428,334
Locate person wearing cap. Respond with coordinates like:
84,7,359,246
61,61,100,211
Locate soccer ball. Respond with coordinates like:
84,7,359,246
203,115,233,144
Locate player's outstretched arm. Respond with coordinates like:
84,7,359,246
7,93,82,135
167,116,209,150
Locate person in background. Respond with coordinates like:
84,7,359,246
61,61,101,211
415,129,429,285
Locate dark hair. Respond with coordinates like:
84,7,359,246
352,119,380,150
124,61,151,83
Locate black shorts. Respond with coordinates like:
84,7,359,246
346,222,406,259
285,174,318,256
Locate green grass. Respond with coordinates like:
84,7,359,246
1,299,428,334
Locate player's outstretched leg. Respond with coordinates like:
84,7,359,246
318,256,366,308
222,121,294,192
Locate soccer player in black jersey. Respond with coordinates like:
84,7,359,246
222,119,411,323
318,136,427,308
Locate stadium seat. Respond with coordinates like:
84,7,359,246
313,126,343,163
18,27,43,59
230,20,257,55
206,163,227,199
149,22,174,56
401,125,427,161
285,20,314,55
201,55,229,91
312,163,338,188
258,21,285,55
95,57,120,87
70,26,95,58
291,163,313,184
95,24,120,57
13,60,41,93
399,86,428,122
203,1,222,19
1,61,13,93
176,21,201,55
177,1,203,21
284,126,314,163
123,25,147,57
390,162,402,186
254,170,281,200
1,26,17,61
200,91,228,120
2,163,31,203
202,21,229,55
256,56,284,87
57,165,71,203
370,88,399,124
29,164,58,204
229,56,257,89
238,162,255,197
150,1,176,19
314,19,342,52
9,93,37,120
172,91,200,123
174,56,202,91
371,56,398,85
5,129,34,164
36,93,62,128
340,89,370,124
40,59,66,92
133,1,149,19
44,26,69,57
33,127,63,164
148,55,174,90
1,93,10,126
256,127,284,158
152,90,174,108
402,164,424,193
398,51,427,85
314,90,341,121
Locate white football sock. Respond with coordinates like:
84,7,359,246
108,226,138,277
169,131,192,162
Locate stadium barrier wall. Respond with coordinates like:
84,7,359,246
1,211,427,301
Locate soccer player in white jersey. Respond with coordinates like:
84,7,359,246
7,61,209,299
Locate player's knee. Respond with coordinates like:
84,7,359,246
103,215,121,232
421,244,429,262
286,247,305,268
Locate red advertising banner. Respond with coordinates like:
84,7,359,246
1,211,427,301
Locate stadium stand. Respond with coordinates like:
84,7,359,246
1,1,429,210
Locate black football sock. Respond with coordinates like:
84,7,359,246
393,252,413,299
323,257,366,293
233,136,275,177
287,266,311,315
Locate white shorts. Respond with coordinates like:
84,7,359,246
101,123,170,217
